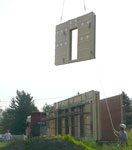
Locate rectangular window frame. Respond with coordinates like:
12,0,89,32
69,28,78,61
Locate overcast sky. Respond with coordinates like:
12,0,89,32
0,0,132,110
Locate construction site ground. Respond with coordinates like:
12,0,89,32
0,135,93,150
0,130,132,150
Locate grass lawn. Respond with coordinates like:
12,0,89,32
0,142,8,148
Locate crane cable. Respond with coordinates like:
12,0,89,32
95,60,115,130
60,0,66,23
105,96,115,130
60,0,87,23
83,0,87,12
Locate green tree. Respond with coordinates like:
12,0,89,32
42,103,53,115
0,108,3,133
1,108,15,133
122,91,132,127
1,90,38,134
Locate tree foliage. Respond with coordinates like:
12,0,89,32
1,90,38,134
122,91,132,127
42,103,53,114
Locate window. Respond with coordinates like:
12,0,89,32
70,29,78,60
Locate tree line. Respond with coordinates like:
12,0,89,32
0,90,39,134
0,90,53,134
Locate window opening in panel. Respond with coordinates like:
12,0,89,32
70,28,78,61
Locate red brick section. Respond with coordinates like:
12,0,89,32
31,112,46,124
100,95,123,141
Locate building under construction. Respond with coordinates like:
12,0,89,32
27,90,123,141
45,90,100,140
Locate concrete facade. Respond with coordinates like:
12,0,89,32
55,12,96,65
44,90,101,141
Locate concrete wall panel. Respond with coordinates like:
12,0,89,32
55,12,96,65
100,95,123,141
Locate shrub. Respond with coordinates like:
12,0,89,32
81,138,98,149
56,134,93,150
